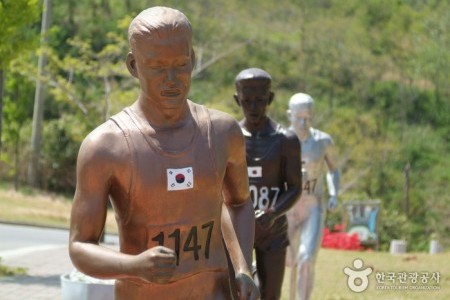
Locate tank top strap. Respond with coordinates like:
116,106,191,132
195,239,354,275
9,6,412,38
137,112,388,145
190,102,211,148
109,109,138,223
110,109,132,137
189,101,220,187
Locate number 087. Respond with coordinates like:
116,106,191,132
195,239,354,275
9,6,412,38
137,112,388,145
249,185,280,210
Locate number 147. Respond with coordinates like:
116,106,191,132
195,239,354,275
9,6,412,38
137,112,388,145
151,221,214,266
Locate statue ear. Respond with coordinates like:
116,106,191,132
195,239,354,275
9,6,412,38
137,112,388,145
233,93,241,107
286,109,292,120
190,48,196,71
126,52,138,78
268,91,275,105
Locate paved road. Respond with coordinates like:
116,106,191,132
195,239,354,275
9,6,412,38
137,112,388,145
0,223,118,300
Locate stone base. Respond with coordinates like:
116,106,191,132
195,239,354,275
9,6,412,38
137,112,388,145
389,239,407,254
60,271,114,300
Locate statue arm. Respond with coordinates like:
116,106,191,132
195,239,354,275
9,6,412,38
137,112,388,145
271,131,302,218
208,110,258,299
221,120,254,277
324,137,340,210
69,129,134,279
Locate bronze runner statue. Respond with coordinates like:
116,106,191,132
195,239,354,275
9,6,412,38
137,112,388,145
69,6,259,300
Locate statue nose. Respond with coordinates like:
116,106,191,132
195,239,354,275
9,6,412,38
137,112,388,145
165,67,176,82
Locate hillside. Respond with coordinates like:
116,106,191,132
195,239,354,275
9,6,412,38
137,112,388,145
1,0,449,251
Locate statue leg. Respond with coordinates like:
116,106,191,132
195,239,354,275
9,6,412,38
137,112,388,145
287,221,301,300
224,240,239,300
289,256,298,300
255,247,286,300
295,205,325,300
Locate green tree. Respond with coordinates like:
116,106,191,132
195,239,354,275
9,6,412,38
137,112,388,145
2,0,448,250
2,75,34,189
0,0,39,155
28,0,52,187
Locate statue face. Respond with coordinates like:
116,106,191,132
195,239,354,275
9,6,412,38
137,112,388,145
288,105,313,135
234,79,273,128
129,31,193,110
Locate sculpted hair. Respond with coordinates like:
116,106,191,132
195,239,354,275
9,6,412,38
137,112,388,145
288,93,314,111
235,68,272,88
128,6,192,50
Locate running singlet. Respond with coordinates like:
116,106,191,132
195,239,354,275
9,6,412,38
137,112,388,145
109,101,230,300
243,124,290,251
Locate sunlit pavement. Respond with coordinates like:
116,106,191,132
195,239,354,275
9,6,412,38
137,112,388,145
0,224,118,300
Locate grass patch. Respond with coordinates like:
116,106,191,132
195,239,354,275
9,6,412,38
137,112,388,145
281,248,449,300
0,258,27,278
1,182,448,298
0,182,117,233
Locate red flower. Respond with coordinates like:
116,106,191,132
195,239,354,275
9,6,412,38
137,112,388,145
321,226,362,250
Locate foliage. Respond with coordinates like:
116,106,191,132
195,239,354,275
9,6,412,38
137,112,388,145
1,74,35,187
0,0,40,68
0,0,448,252
0,258,27,278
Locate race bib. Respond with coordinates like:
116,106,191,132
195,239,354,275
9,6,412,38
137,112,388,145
147,220,215,266
250,185,281,210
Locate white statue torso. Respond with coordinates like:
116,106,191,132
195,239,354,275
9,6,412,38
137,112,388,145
299,128,334,202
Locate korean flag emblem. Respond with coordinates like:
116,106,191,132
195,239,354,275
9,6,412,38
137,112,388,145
247,166,262,178
167,167,194,191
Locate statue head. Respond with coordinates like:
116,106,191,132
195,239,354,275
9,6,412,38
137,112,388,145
234,68,274,130
287,92,314,139
126,7,195,110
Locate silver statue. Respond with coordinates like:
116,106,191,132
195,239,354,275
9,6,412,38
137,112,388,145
286,93,340,300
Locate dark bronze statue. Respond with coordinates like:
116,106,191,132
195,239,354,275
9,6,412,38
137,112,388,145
233,68,302,300
69,6,259,300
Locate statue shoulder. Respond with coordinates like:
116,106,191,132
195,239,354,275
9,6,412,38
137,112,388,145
311,127,334,145
280,125,299,140
279,125,301,153
206,107,245,172
207,107,242,138
79,119,130,166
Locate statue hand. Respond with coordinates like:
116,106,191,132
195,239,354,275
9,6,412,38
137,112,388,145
328,196,338,212
255,209,276,231
133,246,177,284
235,272,260,300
